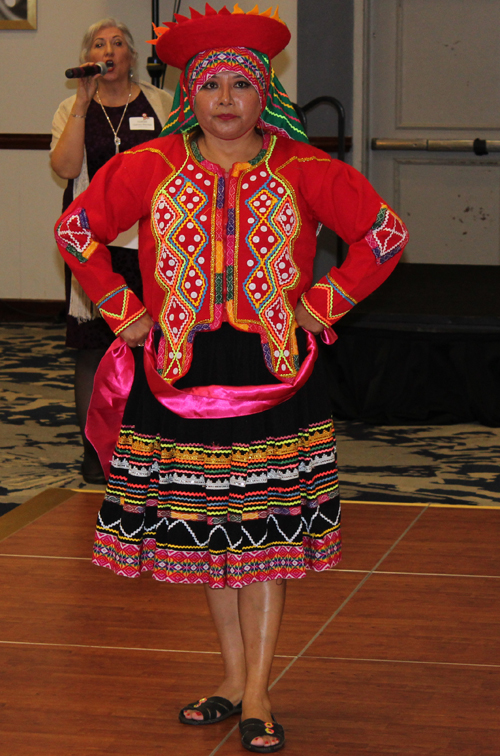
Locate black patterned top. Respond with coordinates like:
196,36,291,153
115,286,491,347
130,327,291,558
63,90,162,210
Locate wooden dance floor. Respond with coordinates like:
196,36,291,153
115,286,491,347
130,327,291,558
1,489,499,755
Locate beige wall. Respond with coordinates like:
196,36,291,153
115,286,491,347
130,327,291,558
0,0,297,300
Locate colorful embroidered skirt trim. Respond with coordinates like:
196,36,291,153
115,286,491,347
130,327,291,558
92,326,342,587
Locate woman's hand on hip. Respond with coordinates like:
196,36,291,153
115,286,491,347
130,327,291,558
119,313,155,348
294,301,325,335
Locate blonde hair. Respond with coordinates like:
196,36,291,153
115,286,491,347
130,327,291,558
80,18,138,74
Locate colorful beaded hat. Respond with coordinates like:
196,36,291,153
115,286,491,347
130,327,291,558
149,4,308,143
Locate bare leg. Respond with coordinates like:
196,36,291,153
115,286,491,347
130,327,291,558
182,578,286,748
239,578,287,748
182,584,246,721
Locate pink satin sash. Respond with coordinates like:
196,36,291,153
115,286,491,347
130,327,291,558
86,326,337,478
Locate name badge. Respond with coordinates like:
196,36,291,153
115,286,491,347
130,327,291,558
129,116,155,131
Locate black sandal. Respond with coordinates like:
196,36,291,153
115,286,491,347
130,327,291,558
239,717,285,753
178,695,242,725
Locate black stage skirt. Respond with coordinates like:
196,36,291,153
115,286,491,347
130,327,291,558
93,325,341,587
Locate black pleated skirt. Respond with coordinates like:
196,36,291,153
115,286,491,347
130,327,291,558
93,324,342,587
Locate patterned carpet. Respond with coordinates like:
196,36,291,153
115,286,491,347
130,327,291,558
0,324,105,516
1,323,499,516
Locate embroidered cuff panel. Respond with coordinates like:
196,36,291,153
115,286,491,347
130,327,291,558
365,204,409,264
301,277,356,327
56,207,99,263
97,286,147,334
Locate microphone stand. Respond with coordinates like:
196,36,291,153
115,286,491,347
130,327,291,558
147,0,183,88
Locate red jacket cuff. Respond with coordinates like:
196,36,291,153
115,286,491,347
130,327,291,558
300,286,354,327
96,286,147,334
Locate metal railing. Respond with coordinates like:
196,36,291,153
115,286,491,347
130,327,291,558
372,138,500,155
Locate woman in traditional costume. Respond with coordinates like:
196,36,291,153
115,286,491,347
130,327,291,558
55,5,408,752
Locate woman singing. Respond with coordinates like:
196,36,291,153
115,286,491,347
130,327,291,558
51,18,172,483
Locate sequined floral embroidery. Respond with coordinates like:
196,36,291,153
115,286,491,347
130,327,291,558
365,204,409,264
56,207,99,263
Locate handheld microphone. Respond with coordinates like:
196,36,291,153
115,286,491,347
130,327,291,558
65,62,109,79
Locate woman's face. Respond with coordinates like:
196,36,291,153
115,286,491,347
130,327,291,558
87,26,133,82
193,72,262,142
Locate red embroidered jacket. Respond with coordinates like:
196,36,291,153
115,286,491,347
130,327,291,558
55,133,408,384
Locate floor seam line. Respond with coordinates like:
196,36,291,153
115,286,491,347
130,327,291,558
2,554,498,583
1,555,498,582
268,503,432,681
208,504,431,755
0,553,90,561
0,552,92,562
3,640,496,671
292,655,500,669
374,569,500,579
0,640,222,655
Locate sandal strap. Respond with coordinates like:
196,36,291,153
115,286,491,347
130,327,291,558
240,717,285,745
185,695,239,721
